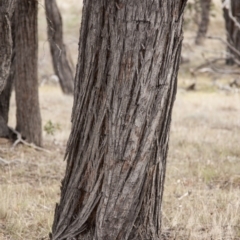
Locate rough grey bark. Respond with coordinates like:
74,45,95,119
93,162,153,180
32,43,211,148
0,0,16,138
14,0,42,146
0,54,15,138
195,0,211,45
223,0,240,65
45,0,74,94
51,0,187,239
0,0,16,94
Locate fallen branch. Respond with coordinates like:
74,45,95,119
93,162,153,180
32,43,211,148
191,56,240,76
190,57,226,76
207,36,240,65
203,55,240,75
0,157,21,166
9,127,51,153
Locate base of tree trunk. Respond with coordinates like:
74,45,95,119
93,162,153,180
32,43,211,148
225,57,235,66
0,121,16,140
0,117,9,138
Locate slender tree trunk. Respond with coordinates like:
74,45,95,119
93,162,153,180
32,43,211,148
0,0,16,138
195,0,211,45
223,0,240,65
0,0,16,94
14,0,42,146
45,0,74,95
51,1,187,239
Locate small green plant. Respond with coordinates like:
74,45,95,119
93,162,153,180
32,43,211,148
201,166,218,184
44,120,61,135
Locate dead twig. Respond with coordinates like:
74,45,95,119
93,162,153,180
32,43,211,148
191,56,240,76
0,157,21,166
207,36,240,65
9,127,51,153
203,55,240,75
190,57,226,76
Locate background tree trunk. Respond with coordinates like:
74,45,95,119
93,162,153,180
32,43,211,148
0,0,16,138
195,0,211,45
51,0,187,239
14,0,42,146
45,0,74,95
0,53,15,138
223,0,240,65
0,0,16,94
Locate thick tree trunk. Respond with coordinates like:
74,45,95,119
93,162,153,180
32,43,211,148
0,0,16,94
14,0,42,146
51,1,187,239
45,0,74,95
195,0,211,45
223,0,240,65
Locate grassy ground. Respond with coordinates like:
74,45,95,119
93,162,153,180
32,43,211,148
0,1,240,239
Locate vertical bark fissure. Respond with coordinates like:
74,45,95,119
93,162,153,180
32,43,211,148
0,0,16,94
0,0,16,138
0,50,15,138
52,0,187,239
45,0,74,94
14,0,42,146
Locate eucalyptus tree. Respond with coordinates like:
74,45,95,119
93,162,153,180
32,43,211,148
0,0,16,138
223,0,240,65
51,0,187,239
195,0,212,45
45,0,74,94
14,0,42,146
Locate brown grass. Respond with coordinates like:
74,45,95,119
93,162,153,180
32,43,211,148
0,1,240,239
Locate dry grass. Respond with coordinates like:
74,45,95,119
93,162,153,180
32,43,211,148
163,92,240,240
0,1,240,239
0,86,71,240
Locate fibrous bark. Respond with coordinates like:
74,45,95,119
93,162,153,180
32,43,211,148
14,0,42,146
0,54,15,138
45,0,74,94
195,0,211,45
223,0,240,65
0,0,16,138
51,0,187,239
0,0,16,94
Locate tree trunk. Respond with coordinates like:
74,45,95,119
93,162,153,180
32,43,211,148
0,0,16,138
51,1,187,239
223,0,240,65
0,55,15,138
14,0,42,146
0,0,16,94
195,0,211,45
45,0,74,95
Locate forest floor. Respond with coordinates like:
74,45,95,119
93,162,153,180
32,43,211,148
0,0,240,239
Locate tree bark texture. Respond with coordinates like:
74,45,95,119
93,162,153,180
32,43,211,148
0,53,15,138
52,0,187,239
45,0,74,95
223,0,240,65
0,0,16,94
14,0,42,146
195,0,211,45
0,0,16,138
